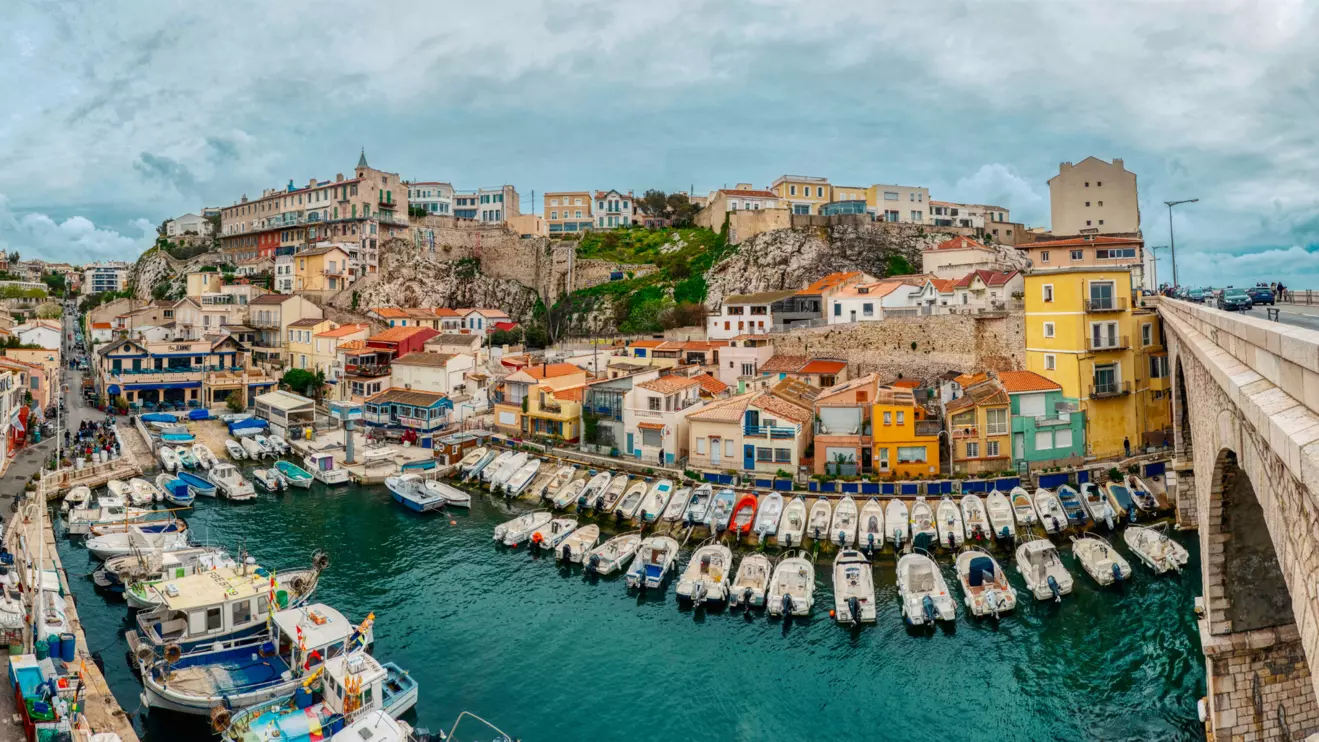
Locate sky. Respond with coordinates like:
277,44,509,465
2,0,1317,287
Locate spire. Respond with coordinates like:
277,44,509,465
357,148,369,169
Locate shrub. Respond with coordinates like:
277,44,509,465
1108,467,1124,482
225,395,246,413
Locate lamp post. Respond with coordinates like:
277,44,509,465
1164,199,1199,288
1147,245,1168,291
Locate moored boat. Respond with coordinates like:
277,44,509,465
585,532,643,575
752,492,783,543
457,446,491,475
1123,525,1189,574
614,479,649,521
985,489,1016,540
706,488,737,532
729,493,758,535
886,498,910,550
176,470,218,498
423,479,471,508
833,549,877,626
266,435,290,455
1009,487,1037,527
61,485,91,512
550,476,586,510
158,445,179,472
224,438,247,460
1071,534,1132,586
830,496,858,547
475,450,513,483
305,452,350,485
86,525,191,560
174,445,199,470
897,551,957,625
766,551,814,618
577,472,613,511
683,483,713,525
624,536,680,589
241,436,265,459
274,460,314,489
676,542,733,605
1081,482,1116,530
211,463,257,501
858,498,885,553
1033,488,1068,534
487,452,528,491
961,494,990,542
909,497,937,549
955,549,1017,618
130,477,163,505
806,497,832,542
118,548,238,609
537,465,575,501
386,474,445,513
1056,484,1088,524
529,518,578,551
661,486,691,522
1104,480,1136,521
502,457,542,497
728,553,772,610
1126,474,1160,512
598,475,629,513
492,511,552,547
1015,539,1074,601
638,479,674,523
777,496,807,548
191,443,219,470
555,524,601,562
67,496,151,535
154,474,195,506
936,496,964,549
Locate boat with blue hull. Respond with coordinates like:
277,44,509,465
155,473,196,506
1055,485,1088,524
175,471,217,498
385,474,446,513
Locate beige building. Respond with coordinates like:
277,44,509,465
545,191,594,235
866,184,930,223
922,236,1014,280
507,213,547,238
1048,157,1140,235
771,175,831,215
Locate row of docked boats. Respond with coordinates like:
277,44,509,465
221,432,291,461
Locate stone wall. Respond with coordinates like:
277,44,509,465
407,215,573,302
765,313,1024,382
572,259,659,292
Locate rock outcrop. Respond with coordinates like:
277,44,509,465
125,246,225,301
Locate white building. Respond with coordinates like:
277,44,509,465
164,213,213,238
594,190,635,228
274,255,294,294
621,374,704,465
929,201,1010,230
12,320,61,350
407,182,454,216
82,262,129,295
453,186,519,224
706,290,796,340
870,184,931,223
389,351,476,396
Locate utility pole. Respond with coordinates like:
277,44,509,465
1147,245,1168,291
1164,199,1199,288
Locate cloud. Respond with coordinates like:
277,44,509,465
0,194,153,262
947,164,1048,225
133,152,198,196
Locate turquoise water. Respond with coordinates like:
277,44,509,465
56,479,1205,741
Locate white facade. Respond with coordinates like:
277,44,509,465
82,262,129,295
390,353,476,396
594,190,635,228
706,293,791,340
165,213,212,237
871,184,930,223
453,186,518,224
621,378,703,464
274,255,294,294
407,182,454,216
13,323,61,350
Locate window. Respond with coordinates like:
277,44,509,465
1094,363,1118,393
1040,321,1055,339
892,411,903,426
816,186,824,198
1085,201,1091,207
741,363,756,376
696,438,707,455
648,397,661,411
725,440,735,457
233,600,252,625
898,446,927,463
1086,220,1092,226
1070,250,1084,261
206,607,223,631
1142,323,1153,346
789,185,797,196
862,303,874,317
883,411,892,425
1040,250,1050,263
550,211,558,220
1088,280,1115,310
1097,248,1137,259
1091,321,1119,349
884,191,899,201
987,440,1000,457
1150,355,1169,378
878,447,890,469
911,210,921,221
1042,284,1054,302
1035,431,1054,450
1044,354,1056,371
986,408,1008,435
757,447,772,461
774,448,791,462
1084,182,1089,187
965,441,980,458
641,428,662,447
833,303,841,317
1098,220,1104,225
1098,201,1104,207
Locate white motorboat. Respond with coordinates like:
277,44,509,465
676,542,734,605
857,498,885,553
470,449,509,482
423,479,471,508
1082,482,1116,530
1123,526,1189,574
210,463,256,501
728,553,772,610
266,435,290,455
62,485,91,512
766,551,815,617
661,486,691,522
158,446,179,472
86,526,190,560
174,445,199,470
251,468,285,493
154,474,195,506
502,458,542,497
457,446,490,474
1071,534,1133,586
638,479,674,523
1126,474,1161,513
777,496,808,548
682,483,713,524
550,477,586,510
955,549,1017,618
1009,487,1038,527
252,435,276,456
833,549,877,626
985,489,1016,540
109,479,151,508
752,492,783,543
493,511,552,547
806,497,832,542
897,552,958,625
529,518,578,551
886,499,909,550
240,437,265,459
304,452,349,485
585,532,643,575
555,524,601,562
537,466,576,501
487,452,528,490
224,439,247,460
1033,488,1068,534
936,497,964,549
624,536,680,589
129,478,164,505
192,443,218,470
705,489,736,531
1015,539,1074,601
67,497,152,535
577,472,613,511
830,496,858,547
961,494,990,542
598,476,630,513
614,479,649,521
909,497,938,549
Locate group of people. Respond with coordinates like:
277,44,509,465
63,418,120,463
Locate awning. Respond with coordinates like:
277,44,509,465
125,382,202,391
637,422,666,430
106,385,120,395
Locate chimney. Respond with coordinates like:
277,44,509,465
1112,158,1124,168
309,178,317,188
336,173,344,182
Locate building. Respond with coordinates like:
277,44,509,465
949,270,1023,312
407,182,454,216
870,384,942,479
1023,267,1171,458
292,246,353,293
82,262,129,294
685,382,815,476
273,255,294,293
706,290,798,340
545,191,594,235
12,321,61,350
593,190,635,228
335,342,390,402
247,293,324,371
717,335,775,388
492,363,588,441
95,336,276,409
704,187,782,216
922,236,1014,280
812,374,880,476
425,334,483,356
164,212,213,237
1048,157,1140,235
622,374,704,465
286,318,337,370
945,373,1012,475
581,369,662,456
253,390,316,441
362,388,453,448
390,352,476,397
771,175,830,215
453,186,519,224
866,184,930,223
826,280,906,324
507,213,547,238
1017,235,1146,291
311,323,369,377
1000,370,1086,471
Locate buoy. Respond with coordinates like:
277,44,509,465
449,520,457,526
829,609,836,618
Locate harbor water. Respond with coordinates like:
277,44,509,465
56,478,1206,741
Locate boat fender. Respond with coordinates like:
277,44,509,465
1111,562,1124,583
1047,575,1062,603
922,595,936,624
134,645,155,664
210,705,232,733
847,596,860,626
163,644,182,664
1104,515,1115,531
1128,509,1138,524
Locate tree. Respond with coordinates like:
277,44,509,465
641,190,669,219
36,303,62,320
225,394,245,413
309,369,327,404
281,369,315,394
884,254,914,277
40,272,66,296
659,301,706,330
666,193,699,226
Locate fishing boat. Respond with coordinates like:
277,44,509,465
492,511,552,547
155,474,195,506
130,477,164,505
555,524,600,563
1123,526,1189,574
936,497,964,549
457,446,491,475
134,603,367,716
728,553,772,610
475,450,513,483
224,439,247,460
577,472,613,510
61,485,91,512
706,488,737,532
266,435,290,455
162,432,196,444
806,497,832,541
537,466,576,501
683,483,713,524
897,552,957,626
624,536,680,589
1071,534,1132,586
1033,488,1068,534
423,479,471,508
86,525,191,560
192,443,218,470
275,460,314,489
585,532,643,575
1104,480,1136,520
1015,539,1074,601
955,549,1017,618
886,499,910,550
752,492,783,543
253,435,276,456
598,475,629,513
1081,482,1116,530
386,474,444,513
833,549,877,626
661,486,691,522
777,496,808,548
210,463,257,501
1009,487,1038,527
158,445,180,472
67,497,151,535
1126,474,1160,513
676,542,733,605
529,518,578,551
985,489,1016,540
107,478,133,500
766,551,814,618
638,479,674,523
241,437,266,459
909,498,938,549
829,495,858,547
305,452,350,485
88,514,186,539
858,498,885,553
487,452,528,490
251,468,286,493
729,493,758,535
1056,485,1088,524
961,494,990,542
614,479,649,521
502,457,542,497
120,549,239,609
175,445,199,469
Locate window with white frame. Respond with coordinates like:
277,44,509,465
964,441,979,458
1142,323,1153,346
1091,321,1120,349
986,440,1000,457
1041,250,1050,263
878,447,890,469
1044,354,1056,371
1044,322,1055,338
1042,284,1053,302
986,408,1008,435
897,446,926,463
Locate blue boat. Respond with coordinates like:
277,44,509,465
1056,485,1088,524
401,458,437,471
187,408,212,421
141,412,178,424
175,471,217,497
154,473,195,506
161,432,196,443
228,418,268,435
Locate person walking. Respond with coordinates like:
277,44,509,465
1123,436,1131,459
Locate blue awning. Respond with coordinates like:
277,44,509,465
125,382,202,391
106,385,120,395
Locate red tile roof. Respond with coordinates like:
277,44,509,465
798,271,863,295
316,323,368,338
953,270,1020,289
1019,235,1143,249
368,326,435,343
693,374,729,395
797,360,847,375
638,376,700,394
522,363,585,380
372,307,410,318
720,189,778,199
892,379,921,389
998,370,1062,393
930,236,992,252
759,355,808,374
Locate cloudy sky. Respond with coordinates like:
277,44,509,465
3,0,1317,286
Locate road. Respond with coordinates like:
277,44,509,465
1238,302,1319,332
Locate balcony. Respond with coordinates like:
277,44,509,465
1085,297,1128,313
345,363,390,378
249,318,281,329
815,421,872,436
1034,413,1072,426
110,369,203,384
377,196,396,209
1088,334,1130,352
1090,381,1132,399
364,411,445,431
950,425,978,439
743,423,799,439
915,420,943,438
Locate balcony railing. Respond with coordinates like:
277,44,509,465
1088,334,1130,352
1085,297,1128,313
914,420,943,438
815,422,872,436
743,424,799,439
249,318,280,329
1090,381,1132,398
345,364,390,377
1034,413,1072,426
950,425,978,439
378,195,396,208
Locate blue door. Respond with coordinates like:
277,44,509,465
626,433,634,456
744,444,755,471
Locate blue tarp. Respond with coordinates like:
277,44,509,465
1144,461,1165,477
967,556,995,587
995,478,1021,490
187,409,212,421
141,413,177,423
1077,469,1091,484
228,418,269,434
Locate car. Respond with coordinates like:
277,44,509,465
1187,289,1205,303
1219,289,1253,311
1247,287,1276,305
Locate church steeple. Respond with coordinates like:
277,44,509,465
357,148,369,169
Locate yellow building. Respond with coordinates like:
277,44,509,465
311,323,370,375
286,318,337,371
870,386,941,479
945,373,1013,475
770,175,830,215
293,246,352,293
1023,267,1171,458
493,363,588,441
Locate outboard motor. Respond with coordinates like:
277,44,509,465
813,526,821,540
692,582,706,604
847,596,860,627
588,553,601,573
615,510,624,523
946,532,956,549
922,595,936,625
639,509,649,523
783,533,793,547
1104,514,1115,531
781,593,794,616
1050,516,1060,533
1047,575,1062,602
1111,562,1124,584
866,532,876,553
560,544,572,561
742,588,754,614
1128,508,1138,524
837,530,846,547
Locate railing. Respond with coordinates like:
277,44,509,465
815,422,871,436
950,426,978,439
743,424,799,439
914,420,943,437
345,364,390,377
1090,381,1132,398
1085,297,1128,313
1034,413,1072,426
249,318,280,329
378,195,396,207
1088,334,1130,351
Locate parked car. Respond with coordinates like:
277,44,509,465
1187,289,1205,303
1247,287,1276,305
1219,289,1253,311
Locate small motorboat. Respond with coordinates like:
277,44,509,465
624,536,680,589
1015,539,1074,601
985,489,1016,540
833,549,876,626
676,542,734,605
158,446,179,472
240,436,265,459
683,483,713,524
585,532,643,575
476,450,514,482
487,452,528,490
936,497,964,549
174,445,199,470
537,466,575,501
897,552,957,626
266,435,290,455
955,549,1017,618
465,449,501,481
1104,480,1136,521
306,451,350,485
224,439,247,460
129,478,163,505
423,479,471,508
550,477,587,510
766,551,815,618
1056,485,1088,524
1009,487,1037,527
107,479,132,500
556,524,601,562
502,457,542,497
1123,526,1189,574
806,497,832,542
598,475,629,513
706,488,736,532
529,518,578,551
175,470,217,498
210,463,256,501
1081,482,1116,530
1126,475,1160,513
457,447,490,474
614,479,649,521
729,553,772,610
67,497,151,536
86,525,190,561
274,460,313,489
154,473,195,506
638,479,674,523
830,495,858,547
858,498,885,553
161,432,195,444
1033,489,1068,534
251,468,286,492
752,492,783,543
909,498,938,549
960,494,990,542
729,494,758,535
191,443,218,470
886,499,909,550
1071,534,1132,586
252,434,276,456
775,495,807,548
61,485,92,512
493,511,552,547
662,486,691,522
141,412,178,425
578,472,613,510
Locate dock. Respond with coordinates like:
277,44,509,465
37,415,149,502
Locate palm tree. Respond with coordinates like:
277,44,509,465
309,369,327,404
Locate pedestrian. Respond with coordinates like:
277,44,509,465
1123,436,1131,458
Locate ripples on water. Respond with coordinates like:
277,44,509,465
56,480,1206,741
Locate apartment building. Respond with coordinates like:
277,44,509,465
407,182,454,216
685,382,816,476
946,373,1012,475
622,375,704,465
165,212,213,237
922,236,1013,280
454,186,519,224
95,336,276,409
545,191,594,235
866,184,929,223
1048,157,1140,235
82,262,129,294
492,363,588,440
247,293,323,370
706,291,797,340
771,175,830,215
292,246,353,293
703,187,781,216
1000,370,1086,471
1017,235,1146,291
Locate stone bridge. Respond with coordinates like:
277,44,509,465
1162,297,1319,741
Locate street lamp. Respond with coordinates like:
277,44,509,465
1147,245,1168,291
1164,199,1199,288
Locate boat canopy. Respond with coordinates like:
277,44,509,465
141,413,178,423
967,556,995,587
228,418,269,433
272,603,354,649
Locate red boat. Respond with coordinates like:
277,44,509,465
730,494,758,534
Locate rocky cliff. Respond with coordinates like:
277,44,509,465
125,245,225,301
